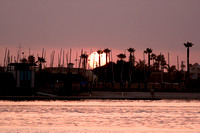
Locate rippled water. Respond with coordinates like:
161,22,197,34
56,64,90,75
0,100,200,133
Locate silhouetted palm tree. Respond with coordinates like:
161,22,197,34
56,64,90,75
103,48,111,64
167,65,177,84
80,53,88,70
151,53,156,65
127,48,135,65
144,48,153,70
103,48,111,88
135,59,146,71
135,59,147,83
117,53,126,84
156,54,167,71
156,54,167,83
97,50,103,67
127,48,135,86
117,53,126,61
150,53,157,71
184,42,194,81
37,57,46,72
117,53,126,95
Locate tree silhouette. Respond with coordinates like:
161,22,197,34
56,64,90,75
28,55,35,64
117,53,126,83
21,58,28,63
144,48,153,70
103,48,111,64
151,53,156,65
135,59,147,83
150,53,157,71
127,48,135,65
156,54,167,71
103,48,111,88
167,65,177,84
117,53,126,61
184,42,194,82
127,48,135,85
97,50,103,67
135,59,146,71
80,53,88,70
156,54,167,83
37,57,46,72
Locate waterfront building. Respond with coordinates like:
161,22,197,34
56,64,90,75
8,63,37,88
190,64,200,80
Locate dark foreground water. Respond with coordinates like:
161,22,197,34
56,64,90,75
0,100,200,133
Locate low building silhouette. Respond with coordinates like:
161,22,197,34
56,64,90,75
8,63,37,88
0,63,37,96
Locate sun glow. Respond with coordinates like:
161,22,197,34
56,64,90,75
88,52,108,69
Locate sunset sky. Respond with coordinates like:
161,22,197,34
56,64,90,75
0,0,199,67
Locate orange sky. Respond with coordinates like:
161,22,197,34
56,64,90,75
0,0,200,68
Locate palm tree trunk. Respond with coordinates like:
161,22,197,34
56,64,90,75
187,47,190,88
187,47,189,78
129,70,132,87
39,61,42,73
143,53,146,89
120,61,124,83
129,52,132,87
148,53,150,70
83,58,86,69
99,55,101,67
106,53,108,64
105,53,108,88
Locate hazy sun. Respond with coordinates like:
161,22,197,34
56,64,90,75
88,52,107,68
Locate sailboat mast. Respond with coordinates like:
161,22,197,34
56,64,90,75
63,50,65,67
4,48,7,67
70,48,72,63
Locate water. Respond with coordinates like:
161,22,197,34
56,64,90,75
0,100,200,133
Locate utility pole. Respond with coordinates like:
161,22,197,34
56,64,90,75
4,48,7,67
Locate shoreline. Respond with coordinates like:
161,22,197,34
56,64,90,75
0,91,199,101
0,96,161,101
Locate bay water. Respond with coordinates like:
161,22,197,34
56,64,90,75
0,100,200,133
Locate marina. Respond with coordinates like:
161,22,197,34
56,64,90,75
1,1,200,132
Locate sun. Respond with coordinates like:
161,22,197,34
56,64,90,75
88,52,108,69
